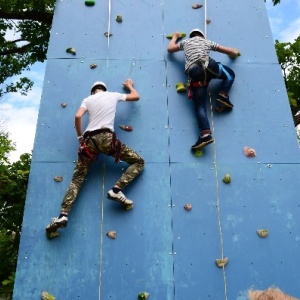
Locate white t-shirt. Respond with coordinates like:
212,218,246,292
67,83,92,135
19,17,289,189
80,91,126,133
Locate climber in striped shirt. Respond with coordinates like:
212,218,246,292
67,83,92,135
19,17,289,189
168,28,240,150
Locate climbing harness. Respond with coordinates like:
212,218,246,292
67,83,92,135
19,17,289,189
187,78,209,99
82,129,123,164
78,139,98,165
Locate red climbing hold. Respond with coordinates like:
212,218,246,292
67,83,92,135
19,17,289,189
119,125,133,131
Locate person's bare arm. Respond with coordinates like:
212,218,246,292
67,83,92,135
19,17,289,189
75,107,87,141
216,44,240,58
123,79,140,101
167,32,181,53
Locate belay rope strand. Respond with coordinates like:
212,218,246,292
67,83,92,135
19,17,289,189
204,0,228,297
98,162,106,300
209,91,228,300
106,0,112,67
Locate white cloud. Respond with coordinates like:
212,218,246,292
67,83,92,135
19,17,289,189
278,18,300,42
4,104,39,162
1,68,43,162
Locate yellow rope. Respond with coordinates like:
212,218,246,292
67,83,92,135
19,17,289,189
208,91,228,300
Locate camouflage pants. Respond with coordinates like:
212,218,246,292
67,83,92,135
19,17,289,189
61,131,144,213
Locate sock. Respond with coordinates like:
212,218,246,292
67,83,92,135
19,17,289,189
112,187,121,194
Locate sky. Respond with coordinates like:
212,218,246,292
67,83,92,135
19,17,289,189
1,0,300,162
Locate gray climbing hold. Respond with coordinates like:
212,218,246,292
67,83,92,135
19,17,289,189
106,230,117,239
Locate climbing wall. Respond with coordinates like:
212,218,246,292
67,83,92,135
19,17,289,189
13,0,300,299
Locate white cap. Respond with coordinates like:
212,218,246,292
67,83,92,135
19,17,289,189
189,28,205,38
91,81,107,93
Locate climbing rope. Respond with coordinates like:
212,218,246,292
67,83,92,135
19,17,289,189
106,0,112,67
208,91,228,300
98,162,106,300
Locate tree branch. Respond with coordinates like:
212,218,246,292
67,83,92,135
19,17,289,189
0,10,53,24
0,43,31,56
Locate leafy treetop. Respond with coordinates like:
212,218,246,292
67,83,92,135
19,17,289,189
0,0,55,98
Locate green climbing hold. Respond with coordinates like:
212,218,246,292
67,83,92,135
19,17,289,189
194,149,203,157
176,82,186,93
138,292,150,300
66,47,76,55
166,32,186,39
116,15,123,22
85,0,95,6
222,173,231,184
228,52,241,59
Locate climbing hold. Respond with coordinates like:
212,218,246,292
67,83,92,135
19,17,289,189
125,203,134,211
194,149,203,157
244,146,256,157
222,173,231,184
215,257,229,268
215,106,224,113
184,203,192,211
46,229,60,239
106,230,117,239
104,32,112,37
119,125,133,131
257,229,269,238
116,15,123,22
54,176,63,182
176,82,186,93
138,292,150,300
85,0,95,6
192,4,203,9
61,102,67,108
41,291,56,300
90,64,97,69
166,32,186,39
206,19,211,24
228,52,241,59
66,47,76,55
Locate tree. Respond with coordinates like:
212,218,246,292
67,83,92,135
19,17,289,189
0,131,31,299
0,0,55,98
275,37,300,125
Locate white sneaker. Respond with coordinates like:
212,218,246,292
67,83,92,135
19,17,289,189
107,190,133,205
46,216,68,232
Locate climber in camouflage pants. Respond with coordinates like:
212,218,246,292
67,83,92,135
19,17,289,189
46,79,144,234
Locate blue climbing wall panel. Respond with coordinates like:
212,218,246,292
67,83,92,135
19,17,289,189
13,0,300,299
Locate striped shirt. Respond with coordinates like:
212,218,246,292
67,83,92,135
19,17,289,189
80,91,126,133
178,36,218,71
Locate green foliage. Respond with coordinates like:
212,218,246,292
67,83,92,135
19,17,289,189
275,37,300,120
0,132,31,299
0,0,55,98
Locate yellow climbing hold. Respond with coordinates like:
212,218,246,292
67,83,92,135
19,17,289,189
85,0,95,6
166,32,186,39
215,257,229,268
194,149,203,157
41,291,56,300
222,173,231,184
257,229,269,238
176,82,186,93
